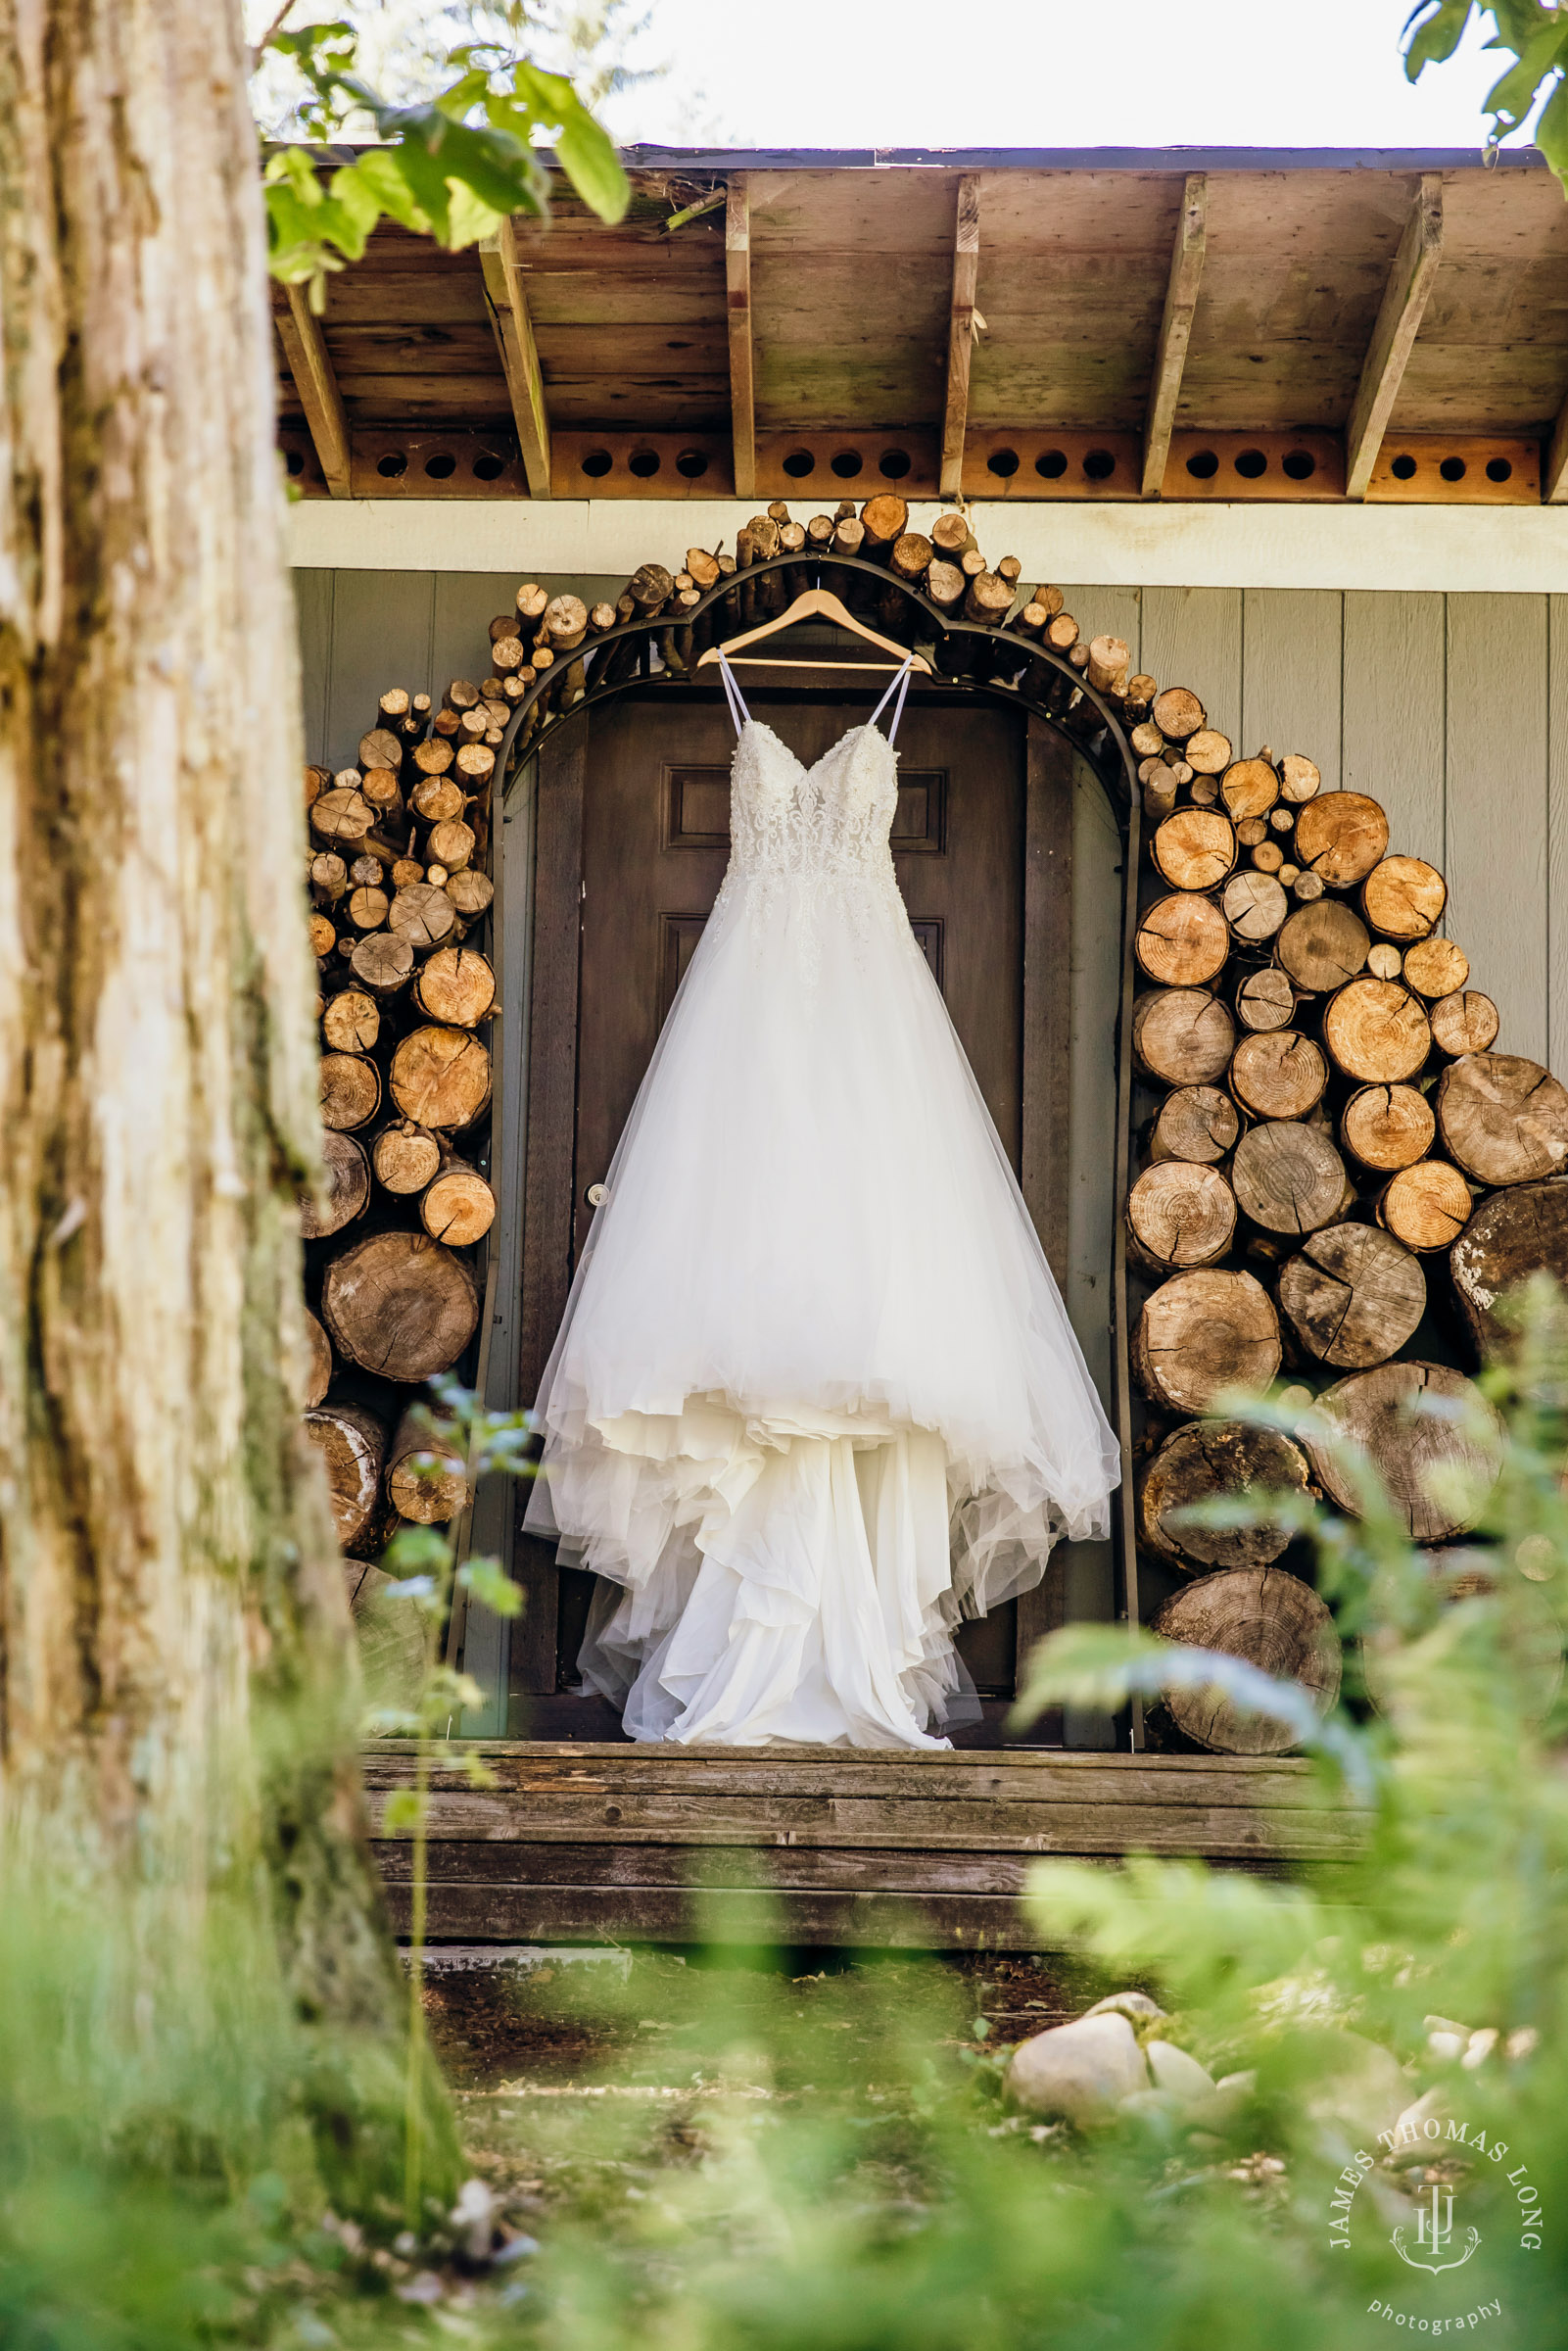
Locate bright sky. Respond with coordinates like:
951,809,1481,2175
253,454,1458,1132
605,0,1530,153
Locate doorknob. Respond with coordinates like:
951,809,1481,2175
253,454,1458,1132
586,1181,607,1208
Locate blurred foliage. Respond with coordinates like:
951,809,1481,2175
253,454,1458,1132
257,3,628,303
9,1281,1568,2344
1404,3,1568,186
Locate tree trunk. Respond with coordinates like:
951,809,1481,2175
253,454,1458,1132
1436,1051,1568,1187
1228,1030,1327,1122
1149,1084,1239,1166
1131,988,1236,1086
0,0,451,2194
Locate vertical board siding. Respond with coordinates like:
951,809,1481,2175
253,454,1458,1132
1550,599,1568,1077
1342,592,1447,870
293,568,334,767
1241,590,1343,791
1140,588,1243,744
1446,595,1549,1066
1058,585,1141,679
296,561,1568,1087
324,572,435,772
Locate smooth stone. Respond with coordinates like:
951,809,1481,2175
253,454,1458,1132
1005,2010,1151,2125
1146,2040,1217,2103
1081,1991,1167,2024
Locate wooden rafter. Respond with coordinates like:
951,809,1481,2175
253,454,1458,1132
727,177,755,502
940,174,982,500
1544,391,1568,504
1344,174,1445,502
275,285,352,499
479,218,551,500
1141,174,1207,501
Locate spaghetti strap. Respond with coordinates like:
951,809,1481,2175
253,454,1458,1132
717,651,749,739
869,655,915,745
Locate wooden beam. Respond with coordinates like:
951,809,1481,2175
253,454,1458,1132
479,219,551,500
275,285,352,499
727,176,755,502
1544,390,1568,504
940,174,982,500
1141,173,1207,501
1345,174,1445,503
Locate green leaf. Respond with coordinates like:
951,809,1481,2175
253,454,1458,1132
507,62,629,221
1011,1623,1374,1796
1536,63,1568,181
1402,0,1477,78
381,1789,426,1837
458,1557,524,1618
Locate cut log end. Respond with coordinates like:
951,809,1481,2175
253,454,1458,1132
1152,1569,1340,1755
1278,1222,1426,1369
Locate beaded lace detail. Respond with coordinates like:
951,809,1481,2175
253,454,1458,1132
711,721,910,970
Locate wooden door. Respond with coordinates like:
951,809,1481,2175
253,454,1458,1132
574,689,1026,1253
516,681,1075,1723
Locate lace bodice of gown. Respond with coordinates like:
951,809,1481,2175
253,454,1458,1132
716,721,905,926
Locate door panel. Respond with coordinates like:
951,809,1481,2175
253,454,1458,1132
565,685,1028,1701
575,688,1026,1256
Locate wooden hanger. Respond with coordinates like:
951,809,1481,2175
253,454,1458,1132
695,585,932,674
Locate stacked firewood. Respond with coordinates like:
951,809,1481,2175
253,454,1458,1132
296,497,1568,1748
1112,679,1568,1751
300,678,503,1558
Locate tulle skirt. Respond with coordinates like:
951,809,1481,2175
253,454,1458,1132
524,866,1121,1749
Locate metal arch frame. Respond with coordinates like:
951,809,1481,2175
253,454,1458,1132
489,552,1146,1729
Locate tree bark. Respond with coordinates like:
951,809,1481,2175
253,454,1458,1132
1450,1180,1568,1360
0,0,439,2193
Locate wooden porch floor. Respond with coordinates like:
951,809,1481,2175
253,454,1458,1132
365,1743,1366,1950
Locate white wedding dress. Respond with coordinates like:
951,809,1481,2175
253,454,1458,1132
524,655,1120,1749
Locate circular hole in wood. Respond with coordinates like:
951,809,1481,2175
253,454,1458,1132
1083,448,1117,480
1185,450,1219,480
472,451,506,480
1282,449,1316,480
830,450,864,478
1487,456,1513,483
1034,450,1068,479
1233,448,1268,479
581,449,614,478
629,449,662,478
1391,453,1417,480
676,449,710,478
1440,455,1467,482
422,452,456,479
986,449,1020,478
782,449,815,477
376,452,408,478
285,448,305,476
879,448,912,478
